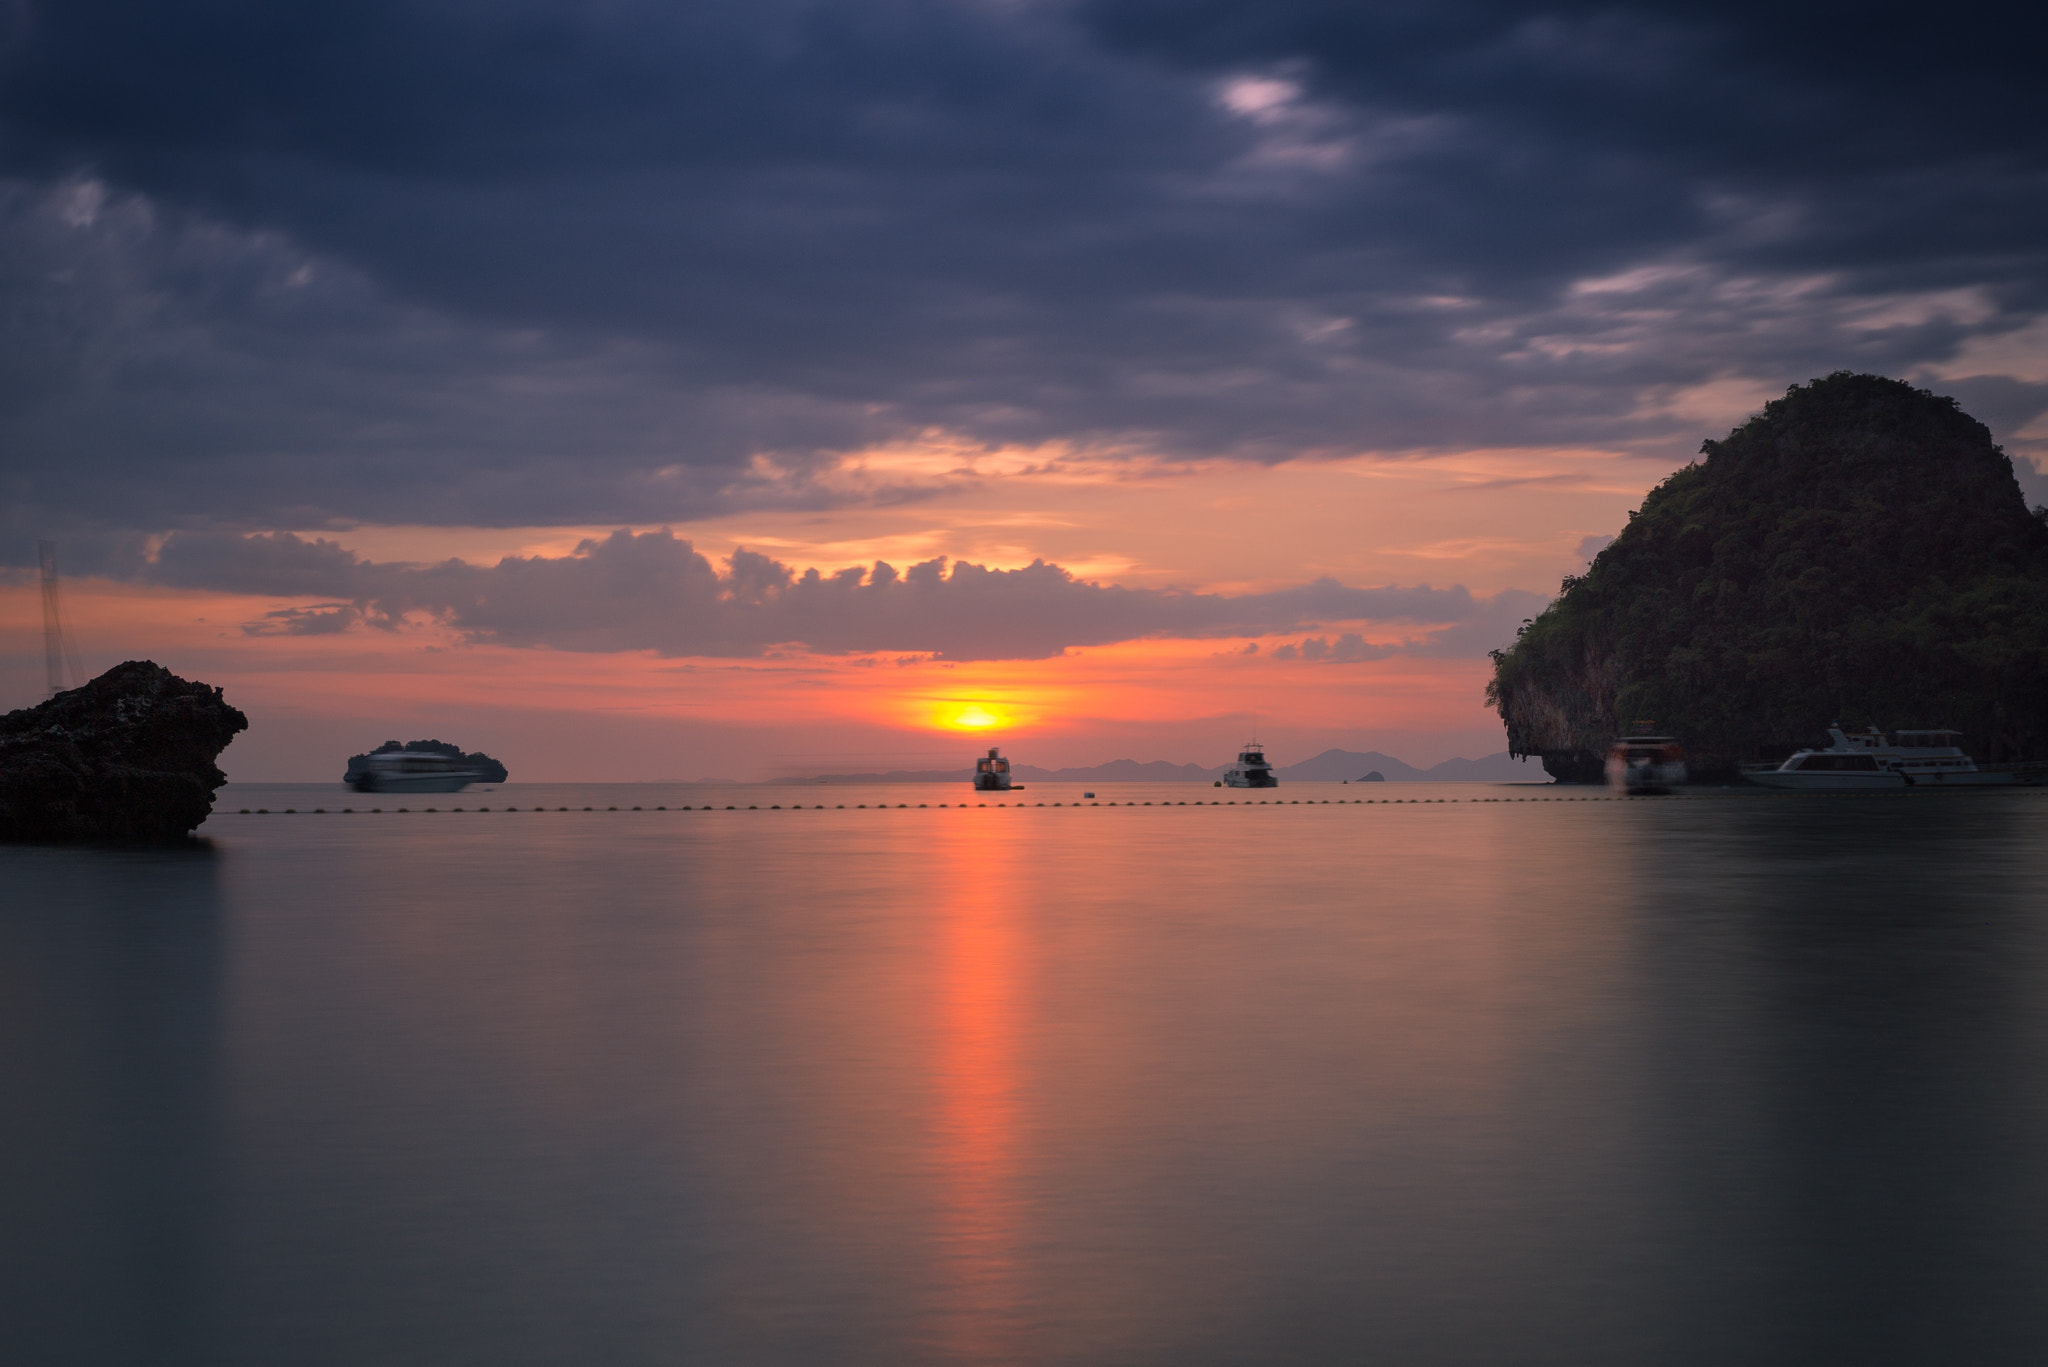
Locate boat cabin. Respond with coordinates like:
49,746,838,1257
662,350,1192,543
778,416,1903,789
1892,729,1965,749
1220,741,1278,788
1779,753,1883,772
974,747,1013,791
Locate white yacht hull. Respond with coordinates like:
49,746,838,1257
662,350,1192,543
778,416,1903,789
1746,770,1904,791
1900,767,2038,787
349,772,482,793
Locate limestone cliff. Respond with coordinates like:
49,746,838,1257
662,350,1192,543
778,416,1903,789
1487,373,2048,780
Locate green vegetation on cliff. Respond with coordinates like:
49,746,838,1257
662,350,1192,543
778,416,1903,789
1487,373,2048,779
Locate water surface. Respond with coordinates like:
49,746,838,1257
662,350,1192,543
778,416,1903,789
6,782,2048,1365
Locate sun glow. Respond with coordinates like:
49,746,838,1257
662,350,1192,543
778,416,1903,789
937,703,1009,732
0,581,1511,782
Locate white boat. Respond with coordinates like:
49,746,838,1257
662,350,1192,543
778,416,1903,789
973,747,1018,791
347,750,487,793
1745,726,2048,790
1606,734,1687,793
1219,742,1278,788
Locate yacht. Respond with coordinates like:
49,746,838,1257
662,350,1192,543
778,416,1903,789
347,749,488,793
973,747,1021,791
1219,742,1278,788
1745,726,2047,789
1605,734,1687,794
1889,730,2048,785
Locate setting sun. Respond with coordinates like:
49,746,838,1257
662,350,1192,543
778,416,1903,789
936,703,1008,732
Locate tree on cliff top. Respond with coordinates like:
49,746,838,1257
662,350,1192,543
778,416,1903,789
1487,373,2048,776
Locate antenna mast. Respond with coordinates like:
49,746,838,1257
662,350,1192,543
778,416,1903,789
39,540,67,698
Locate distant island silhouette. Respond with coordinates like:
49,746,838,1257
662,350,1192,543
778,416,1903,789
796,749,1538,784
1489,373,2048,781
344,739,509,784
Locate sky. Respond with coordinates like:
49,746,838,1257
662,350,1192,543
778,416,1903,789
3,0,2047,779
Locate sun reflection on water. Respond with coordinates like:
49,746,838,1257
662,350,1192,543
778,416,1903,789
928,814,1031,1362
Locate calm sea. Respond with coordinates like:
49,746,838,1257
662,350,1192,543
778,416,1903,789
6,781,2048,1365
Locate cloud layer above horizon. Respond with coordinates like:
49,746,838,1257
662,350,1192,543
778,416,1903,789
4,0,2048,549
140,528,1545,663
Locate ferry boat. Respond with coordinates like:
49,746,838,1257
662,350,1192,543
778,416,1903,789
1220,742,1278,788
347,749,488,793
1606,734,1687,794
1745,726,2048,790
973,747,1019,791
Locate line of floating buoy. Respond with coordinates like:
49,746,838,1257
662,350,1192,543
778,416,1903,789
227,787,2042,815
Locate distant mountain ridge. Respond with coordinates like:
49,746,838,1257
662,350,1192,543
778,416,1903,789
800,748,1542,784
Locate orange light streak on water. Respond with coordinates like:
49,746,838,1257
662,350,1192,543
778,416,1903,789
927,816,1032,1363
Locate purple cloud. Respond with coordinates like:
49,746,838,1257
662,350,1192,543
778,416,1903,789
149,528,1546,662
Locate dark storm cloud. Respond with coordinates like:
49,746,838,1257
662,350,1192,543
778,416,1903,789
3,0,2047,541
0,177,923,552
146,528,1542,662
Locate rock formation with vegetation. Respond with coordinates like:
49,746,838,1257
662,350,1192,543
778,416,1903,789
1487,373,2048,781
343,739,509,784
0,661,248,840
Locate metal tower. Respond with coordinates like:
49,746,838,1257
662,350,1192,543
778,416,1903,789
38,540,74,698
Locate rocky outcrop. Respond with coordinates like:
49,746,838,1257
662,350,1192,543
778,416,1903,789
0,661,248,841
1488,373,2048,781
